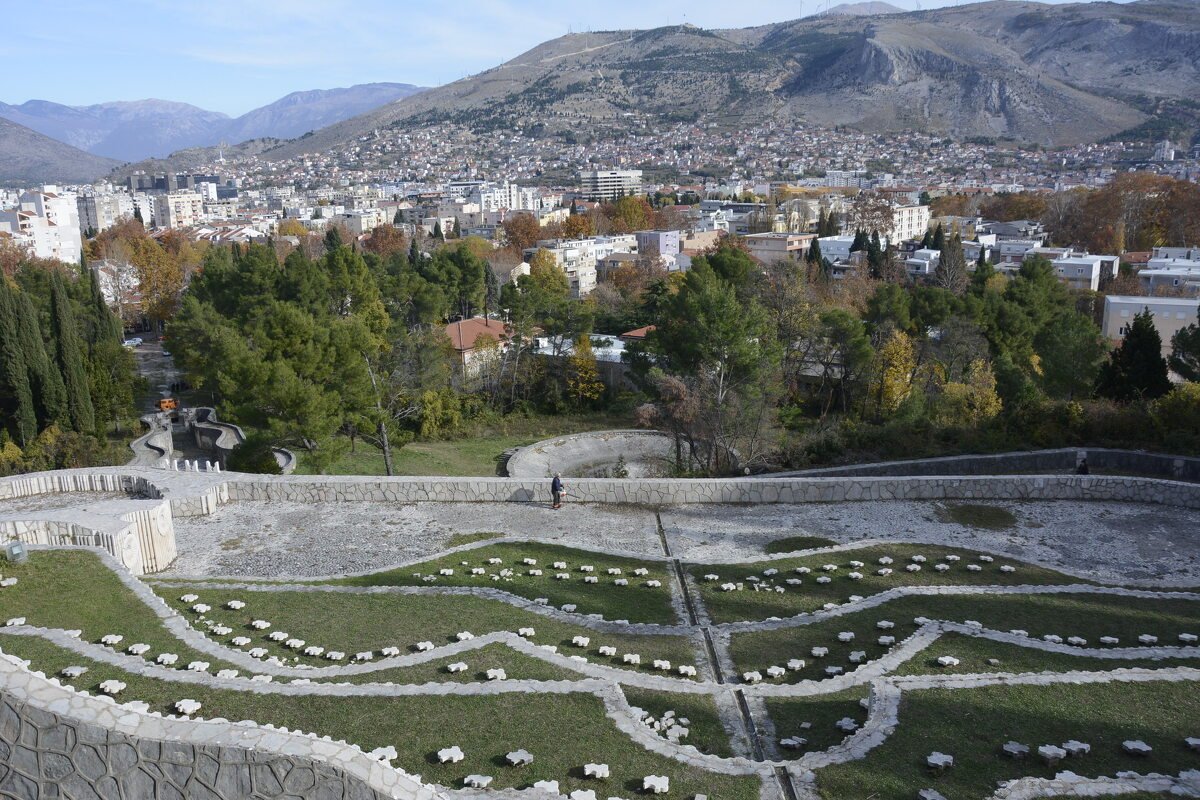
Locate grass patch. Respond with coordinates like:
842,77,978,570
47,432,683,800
0,636,760,799
763,535,837,555
936,503,1018,530
690,543,1084,625
447,532,503,548
729,592,1200,684
621,687,736,757
322,542,677,625
763,688,869,758
153,585,701,680
815,679,1200,799
0,551,241,674
295,412,632,477
892,632,1200,678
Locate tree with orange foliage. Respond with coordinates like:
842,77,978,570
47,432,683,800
362,224,407,259
502,212,541,253
562,214,595,240
604,196,654,233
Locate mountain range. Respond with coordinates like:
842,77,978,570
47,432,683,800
5,0,1200,185
264,0,1200,162
0,82,426,163
0,117,120,185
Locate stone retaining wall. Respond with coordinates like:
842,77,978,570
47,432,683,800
127,413,173,469
506,430,681,479
218,473,1200,509
0,653,438,800
771,447,1200,481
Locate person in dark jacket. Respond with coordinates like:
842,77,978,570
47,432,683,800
551,473,564,509
1076,457,1090,475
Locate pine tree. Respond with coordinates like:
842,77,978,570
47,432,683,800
432,220,443,240
816,208,828,237
1170,309,1200,382
1097,309,1172,401
934,233,969,295
932,223,946,251
324,227,343,253
49,271,95,433
0,278,38,446
920,228,933,249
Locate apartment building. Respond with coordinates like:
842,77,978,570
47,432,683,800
1051,254,1118,292
578,170,643,202
0,187,82,264
338,208,388,236
634,230,680,259
905,248,940,277
887,204,931,244
523,234,637,298
77,192,134,233
155,191,205,229
1140,246,1200,297
1103,295,1199,355
744,232,815,264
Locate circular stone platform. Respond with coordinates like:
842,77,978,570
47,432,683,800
506,430,679,478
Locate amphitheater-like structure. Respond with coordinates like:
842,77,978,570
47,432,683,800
2,448,1199,800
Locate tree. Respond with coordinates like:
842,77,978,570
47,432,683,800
1096,310,1172,401
49,271,96,433
872,329,917,418
932,359,1002,426
363,224,407,259
1035,312,1106,400
1169,309,1200,382
933,234,968,295
502,213,541,253
692,241,756,290
931,223,945,251
865,283,912,334
277,219,308,237
566,336,605,406
0,277,37,445
562,214,594,239
133,206,144,225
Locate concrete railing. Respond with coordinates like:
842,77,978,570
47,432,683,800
189,407,296,474
765,447,1200,482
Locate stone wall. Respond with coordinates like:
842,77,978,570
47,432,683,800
771,447,1200,481
220,473,1200,510
0,654,439,800
126,413,173,469
190,408,296,474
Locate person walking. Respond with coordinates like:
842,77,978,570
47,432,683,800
551,472,565,509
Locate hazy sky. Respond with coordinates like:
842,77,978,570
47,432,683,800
6,0,1132,114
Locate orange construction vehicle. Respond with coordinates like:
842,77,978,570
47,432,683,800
155,397,179,412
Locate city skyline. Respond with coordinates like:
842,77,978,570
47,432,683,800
7,0,1136,116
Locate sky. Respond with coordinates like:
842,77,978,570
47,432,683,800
5,0,1132,115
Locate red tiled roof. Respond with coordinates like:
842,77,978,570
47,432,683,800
620,325,656,340
444,317,510,352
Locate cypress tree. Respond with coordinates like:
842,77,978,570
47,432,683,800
15,291,67,426
807,238,823,267
1097,309,1172,401
49,271,95,433
816,208,827,236
920,228,932,249
850,229,868,253
0,279,37,446
432,220,443,240
133,206,144,225
932,223,946,251
976,244,988,270
409,236,421,265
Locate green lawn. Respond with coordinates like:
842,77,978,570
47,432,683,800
729,591,1200,683
154,584,701,680
319,541,678,625
295,412,633,477
763,688,870,758
0,551,242,674
621,687,737,758
0,636,761,799
892,633,1200,677
690,543,1092,624
763,536,837,555
814,679,1200,799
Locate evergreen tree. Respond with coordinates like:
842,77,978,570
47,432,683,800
976,244,989,271
48,271,95,433
15,291,67,426
850,229,868,253
323,226,343,253
826,211,840,236
931,223,946,251
0,278,37,446
816,208,828,237
1097,310,1172,401
920,228,933,249
1169,309,1200,383
934,233,969,295
867,231,885,278
133,206,144,225
806,239,823,268
409,236,422,266
432,219,443,240
393,209,403,225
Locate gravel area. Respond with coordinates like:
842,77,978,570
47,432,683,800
164,497,1200,584
661,500,1200,584
165,500,662,577
0,492,128,515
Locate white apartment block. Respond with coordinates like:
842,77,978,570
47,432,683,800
0,187,82,264
905,248,940,277
1103,295,1199,355
474,182,545,213
155,191,204,229
1051,254,1118,292
77,192,134,233
523,234,638,299
578,170,643,202
887,204,931,244
1140,246,1200,297
338,208,388,236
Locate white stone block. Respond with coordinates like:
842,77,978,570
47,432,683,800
572,636,591,648
766,666,786,678
643,776,669,794
216,669,239,679
836,717,858,732
99,680,126,695
623,653,641,665
438,745,465,763
653,660,671,671
156,653,180,665
486,668,506,681
175,699,202,716
742,671,762,684
446,662,468,673
584,762,610,779
126,643,150,656
456,631,474,641
787,659,805,671
464,775,493,788
251,620,271,630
